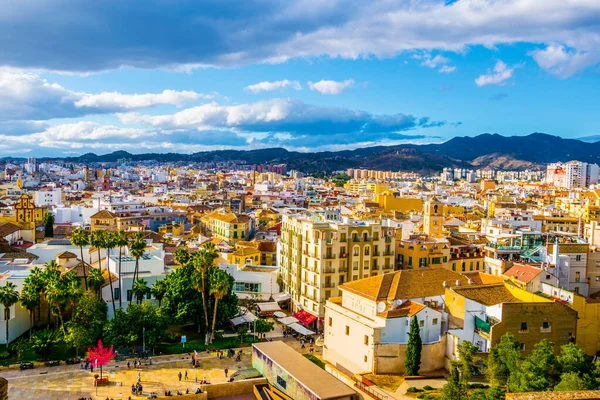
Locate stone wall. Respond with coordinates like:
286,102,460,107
374,335,447,375
0,377,7,400
154,378,267,400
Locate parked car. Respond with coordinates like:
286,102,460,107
45,360,61,367
19,362,34,370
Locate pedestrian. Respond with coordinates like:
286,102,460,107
184,371,188,380
224,368,228,378
178,371,182,381
127,361,130,369
137,372,141,382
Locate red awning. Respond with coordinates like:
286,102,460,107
293,310,317,326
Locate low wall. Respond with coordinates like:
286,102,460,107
0,377,6,400
374,335,447,375
155,378,267,400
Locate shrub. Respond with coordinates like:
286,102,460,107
423,385,434,391
407,387,423,393
303,354,325,370
0,351,9,359
468,383,489,389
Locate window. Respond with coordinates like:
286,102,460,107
328,317,332,327
408,256,412,267
546,274,551,280
520,343,526,351
146,291,152,300
452,263,456,271
233,282,262,293
461,262,466,272
443,256,448,263
542,321,550,329
276,376,287,389
576,255,582,262
114,288,120,300
432,318,438,325
364,246,370,256
364,335,369,345
364,355,368,363
405,319,409,326
432,257,441,265
520,322,528,332
419,320,424,328
469,261,473,271
345,326,350,335
127,290,133,302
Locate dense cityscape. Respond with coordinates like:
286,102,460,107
0,156,598,399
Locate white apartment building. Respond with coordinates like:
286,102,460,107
34,188,62,207
219,263,279,301
324,268,469,374
279,209,397,327
546,161,600,189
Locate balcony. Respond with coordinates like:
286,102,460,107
324,253,336,260
323,267,336,274
339,253,347,259
385,237,393,243
322,282,336,288
383,250,394,256
338,267,348,273
352,237,360,242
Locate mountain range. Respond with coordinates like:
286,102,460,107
11,133,600,174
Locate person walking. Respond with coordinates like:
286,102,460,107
224,368,228,378
184,371,188,380
178,371,182,381
137,372,141,383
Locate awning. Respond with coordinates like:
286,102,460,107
256,302,281,313
230,311,258,326
288,322,315,336
271,292,291,303
277,316,299,325
293,310,317,326
273,311,287,318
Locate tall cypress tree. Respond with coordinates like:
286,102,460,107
405,315,422,376
44,213,55,238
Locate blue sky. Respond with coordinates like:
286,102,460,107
0,0,599,156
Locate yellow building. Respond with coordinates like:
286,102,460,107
201,208,251,244
158,221,185,237
480,179,496,192
228,240,277,267
375,194,423,213
90,210,118,232
396,235,450,269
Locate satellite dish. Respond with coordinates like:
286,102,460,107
377,302,386,313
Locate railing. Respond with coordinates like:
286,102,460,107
322,282,336,288
339,253,347,258
355,381,389,400
324,253,336,259
323,267,336,274
352,237,360,242
385,237,393,243
338,267,348,273
383,250,394,256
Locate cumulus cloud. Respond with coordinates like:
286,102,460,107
0,70,205,120
307,79,354,95
439,65,457,73
418,54,450,69
530,43,600,78
244,80,302,93
0,1,595,75
475,61,514,87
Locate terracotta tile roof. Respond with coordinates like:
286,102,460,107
0,222,20,237
503,263,543,284
0,252,38,261
57,251,78,259
341,268,470,301
452,283,520,306
461,271,504,285
379,300,425,319
234,247,260,256
90,210,117,219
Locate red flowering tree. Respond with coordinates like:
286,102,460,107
88,340,114,379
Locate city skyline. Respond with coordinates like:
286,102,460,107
0,0,599,156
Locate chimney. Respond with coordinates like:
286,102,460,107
455,280,461,286
442,281,448,287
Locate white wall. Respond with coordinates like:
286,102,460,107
0,276,31,344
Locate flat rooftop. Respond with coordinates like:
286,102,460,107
253,341,356,400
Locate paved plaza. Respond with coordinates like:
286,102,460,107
2,349,252,400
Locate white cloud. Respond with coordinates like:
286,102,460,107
439,65,457,73
74,90,206,110
244,80,302,93
420,54,450,68
530,43,600,78
475,61,514,86
0,70,206,120
307,79,354,95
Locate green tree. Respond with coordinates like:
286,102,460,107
237,325,248,344
254,319,274,339
30,329,61,360
0,282,19,350
20,284,41,341
44,212,55,238
103,231,117,316
487,332,521,390
114,230,129,309
87,267,105,298
513,339,559,392
191,244,219,344
456,340,478,381
173,247,191,266
555,372,589,391
151,279,167,307
440,341,477,400
405,315,422,376
160,264,205,330
103,302,168,351
70,228,90,290
132,278,148,304
441,364,468,400
64,291,107,355
555,343,597,390
209,267,231,344
129,232,146,283
90,230,104,270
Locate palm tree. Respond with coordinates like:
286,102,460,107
209,268,231,344
90,230,105,270
23,266,44,324
114,230,128,309
0,282,19,350
70,228,89,290
87,268,104,299
173,247,190,266
63,270,83,314
20,286,40,341
129,232,146,283
192,243,219,344
132,278,148,304
151,280,167,307
42,261,61,329
46,279,68,333
103,231,117,316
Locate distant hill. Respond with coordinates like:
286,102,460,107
9,132,599,173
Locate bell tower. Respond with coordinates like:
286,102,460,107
424,197,443,237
